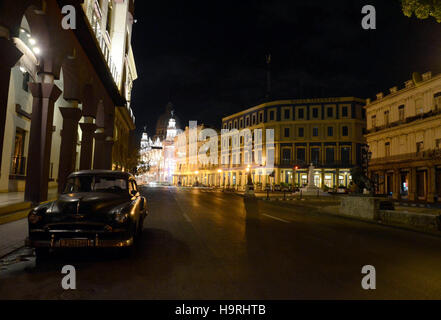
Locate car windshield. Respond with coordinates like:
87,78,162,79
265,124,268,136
63,175,128,193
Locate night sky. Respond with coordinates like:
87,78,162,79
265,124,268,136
130,0,441,139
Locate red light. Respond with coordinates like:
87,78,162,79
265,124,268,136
294,166,299,170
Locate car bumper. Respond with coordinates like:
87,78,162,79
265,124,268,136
25,236,134,248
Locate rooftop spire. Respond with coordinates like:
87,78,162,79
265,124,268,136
265,53,272,99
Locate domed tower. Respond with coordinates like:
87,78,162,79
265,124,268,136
154,102,181,141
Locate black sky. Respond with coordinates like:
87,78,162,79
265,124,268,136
130,0,441,138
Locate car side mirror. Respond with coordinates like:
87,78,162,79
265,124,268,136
131,190,137,196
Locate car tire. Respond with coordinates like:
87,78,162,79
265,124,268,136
35,248,50,260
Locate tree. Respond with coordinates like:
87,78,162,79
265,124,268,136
350,166,374,194
401,0,441,22
126,144,142,175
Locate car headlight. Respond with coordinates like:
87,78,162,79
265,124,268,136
114,212,129,223
28,212,42,224
110,205,131,223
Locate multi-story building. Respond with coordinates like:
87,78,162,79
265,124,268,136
219,98,366,190
0,0,136,203
172,124,221,186
172,98,366,190
365,71,441,202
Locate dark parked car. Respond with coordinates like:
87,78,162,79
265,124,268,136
273,184,281,192
26,170,148,258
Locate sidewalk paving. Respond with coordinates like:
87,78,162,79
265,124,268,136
0,218,27,258
0,188,58,258
0,188,58,208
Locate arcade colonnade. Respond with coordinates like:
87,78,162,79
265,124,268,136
0,0,133,203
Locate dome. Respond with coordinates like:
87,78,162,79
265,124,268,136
154,102,181,140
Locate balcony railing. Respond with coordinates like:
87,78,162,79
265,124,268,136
367,108,441,134
370,149,441,165
85,0,120,86
10,156,26,175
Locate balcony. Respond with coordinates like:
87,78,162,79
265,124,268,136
369,149,441,165
85,0,120,86
367,108,441,134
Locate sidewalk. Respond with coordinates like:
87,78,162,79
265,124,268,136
0,188,58,258
0,188,58,209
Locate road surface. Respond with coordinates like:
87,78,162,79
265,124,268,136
1,186,441,299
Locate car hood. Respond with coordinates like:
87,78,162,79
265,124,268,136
43,192,132,224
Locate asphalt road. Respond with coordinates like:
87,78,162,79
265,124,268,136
1,186,441,299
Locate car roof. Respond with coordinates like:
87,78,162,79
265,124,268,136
67,170,134,179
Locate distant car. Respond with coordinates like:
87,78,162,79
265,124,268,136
264,185,271,191
273,184,281,192
336,186,349,194
26,170,148,258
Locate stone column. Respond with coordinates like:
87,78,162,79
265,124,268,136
0,37,22,173
321,169,325,189
79,85,98,170
102,136,114,170
408,167,417,201
335,168,340,187
93,128,106,169
427,166,436,203
79,119,96,170
57,103,82,193
392,169,401,200
25,76,62,204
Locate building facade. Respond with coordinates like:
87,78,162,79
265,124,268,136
138,109,181,184
172,124,220,187
172,98,366,190
0,0,136,203
366,71,441,202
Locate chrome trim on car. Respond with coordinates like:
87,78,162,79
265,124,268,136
25,236,134,248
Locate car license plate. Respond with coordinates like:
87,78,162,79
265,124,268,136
59,238,89,247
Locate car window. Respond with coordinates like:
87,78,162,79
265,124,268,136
63,175,128,193
94,177,127,192
64,176,93,193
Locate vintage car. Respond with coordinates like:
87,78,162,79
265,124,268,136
26,170,147,257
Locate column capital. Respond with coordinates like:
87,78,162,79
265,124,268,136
59,107,82,121
79,122,96,133
28,82,62,101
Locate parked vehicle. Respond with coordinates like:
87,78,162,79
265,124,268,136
26,170,148,258
273,184,281,192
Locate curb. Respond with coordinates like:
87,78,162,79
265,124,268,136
0,197,57,226
0,208,30,225
0,202,31,216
